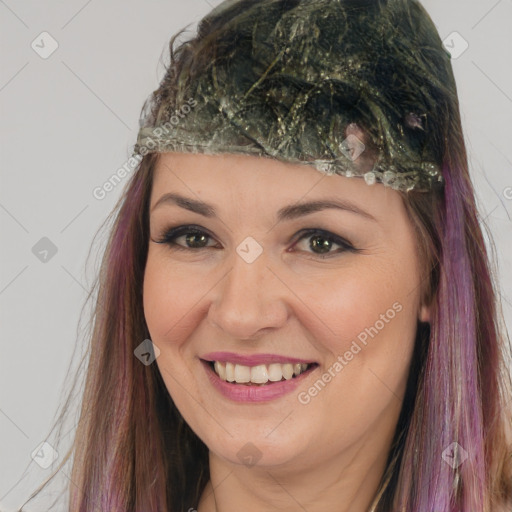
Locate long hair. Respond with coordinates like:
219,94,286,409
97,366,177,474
19,0,512,511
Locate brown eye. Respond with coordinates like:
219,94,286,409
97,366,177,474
292,229,356,259
153,225,217,250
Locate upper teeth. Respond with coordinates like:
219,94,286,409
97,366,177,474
213,361,310,384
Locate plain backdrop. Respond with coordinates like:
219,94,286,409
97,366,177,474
1,0,511,510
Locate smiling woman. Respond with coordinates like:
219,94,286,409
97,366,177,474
143,151,432,511
21,0,512,511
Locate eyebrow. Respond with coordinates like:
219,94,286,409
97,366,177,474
151,192,377,222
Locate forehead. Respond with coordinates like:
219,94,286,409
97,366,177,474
148,153,414,240
151,152,396,208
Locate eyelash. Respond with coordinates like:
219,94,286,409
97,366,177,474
152,224,358,259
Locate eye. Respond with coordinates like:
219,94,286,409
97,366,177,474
152,225,218,251
152,225,357,258
291,228,357,259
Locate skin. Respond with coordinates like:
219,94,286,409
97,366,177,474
143,152,431,512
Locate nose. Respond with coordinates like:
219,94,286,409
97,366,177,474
207,248,289,340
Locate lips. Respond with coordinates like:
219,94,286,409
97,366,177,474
201,358,319,402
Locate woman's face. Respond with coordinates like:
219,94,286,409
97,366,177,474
143,152,430,471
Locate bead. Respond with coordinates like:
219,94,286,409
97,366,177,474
364,172,376,185
316,162,331,173
383,170,395,184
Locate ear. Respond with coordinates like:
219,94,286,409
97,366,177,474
418,303,431,323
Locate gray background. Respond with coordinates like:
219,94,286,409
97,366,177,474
1,0,511,510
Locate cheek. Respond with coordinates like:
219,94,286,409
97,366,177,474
290,256,420,436
143,252,205,345
291,254,418,373
142,255,206,408
291,256,419,356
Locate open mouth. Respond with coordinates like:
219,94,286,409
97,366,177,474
203,360,319,386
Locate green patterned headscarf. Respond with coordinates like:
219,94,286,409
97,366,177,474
133,0,455,192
